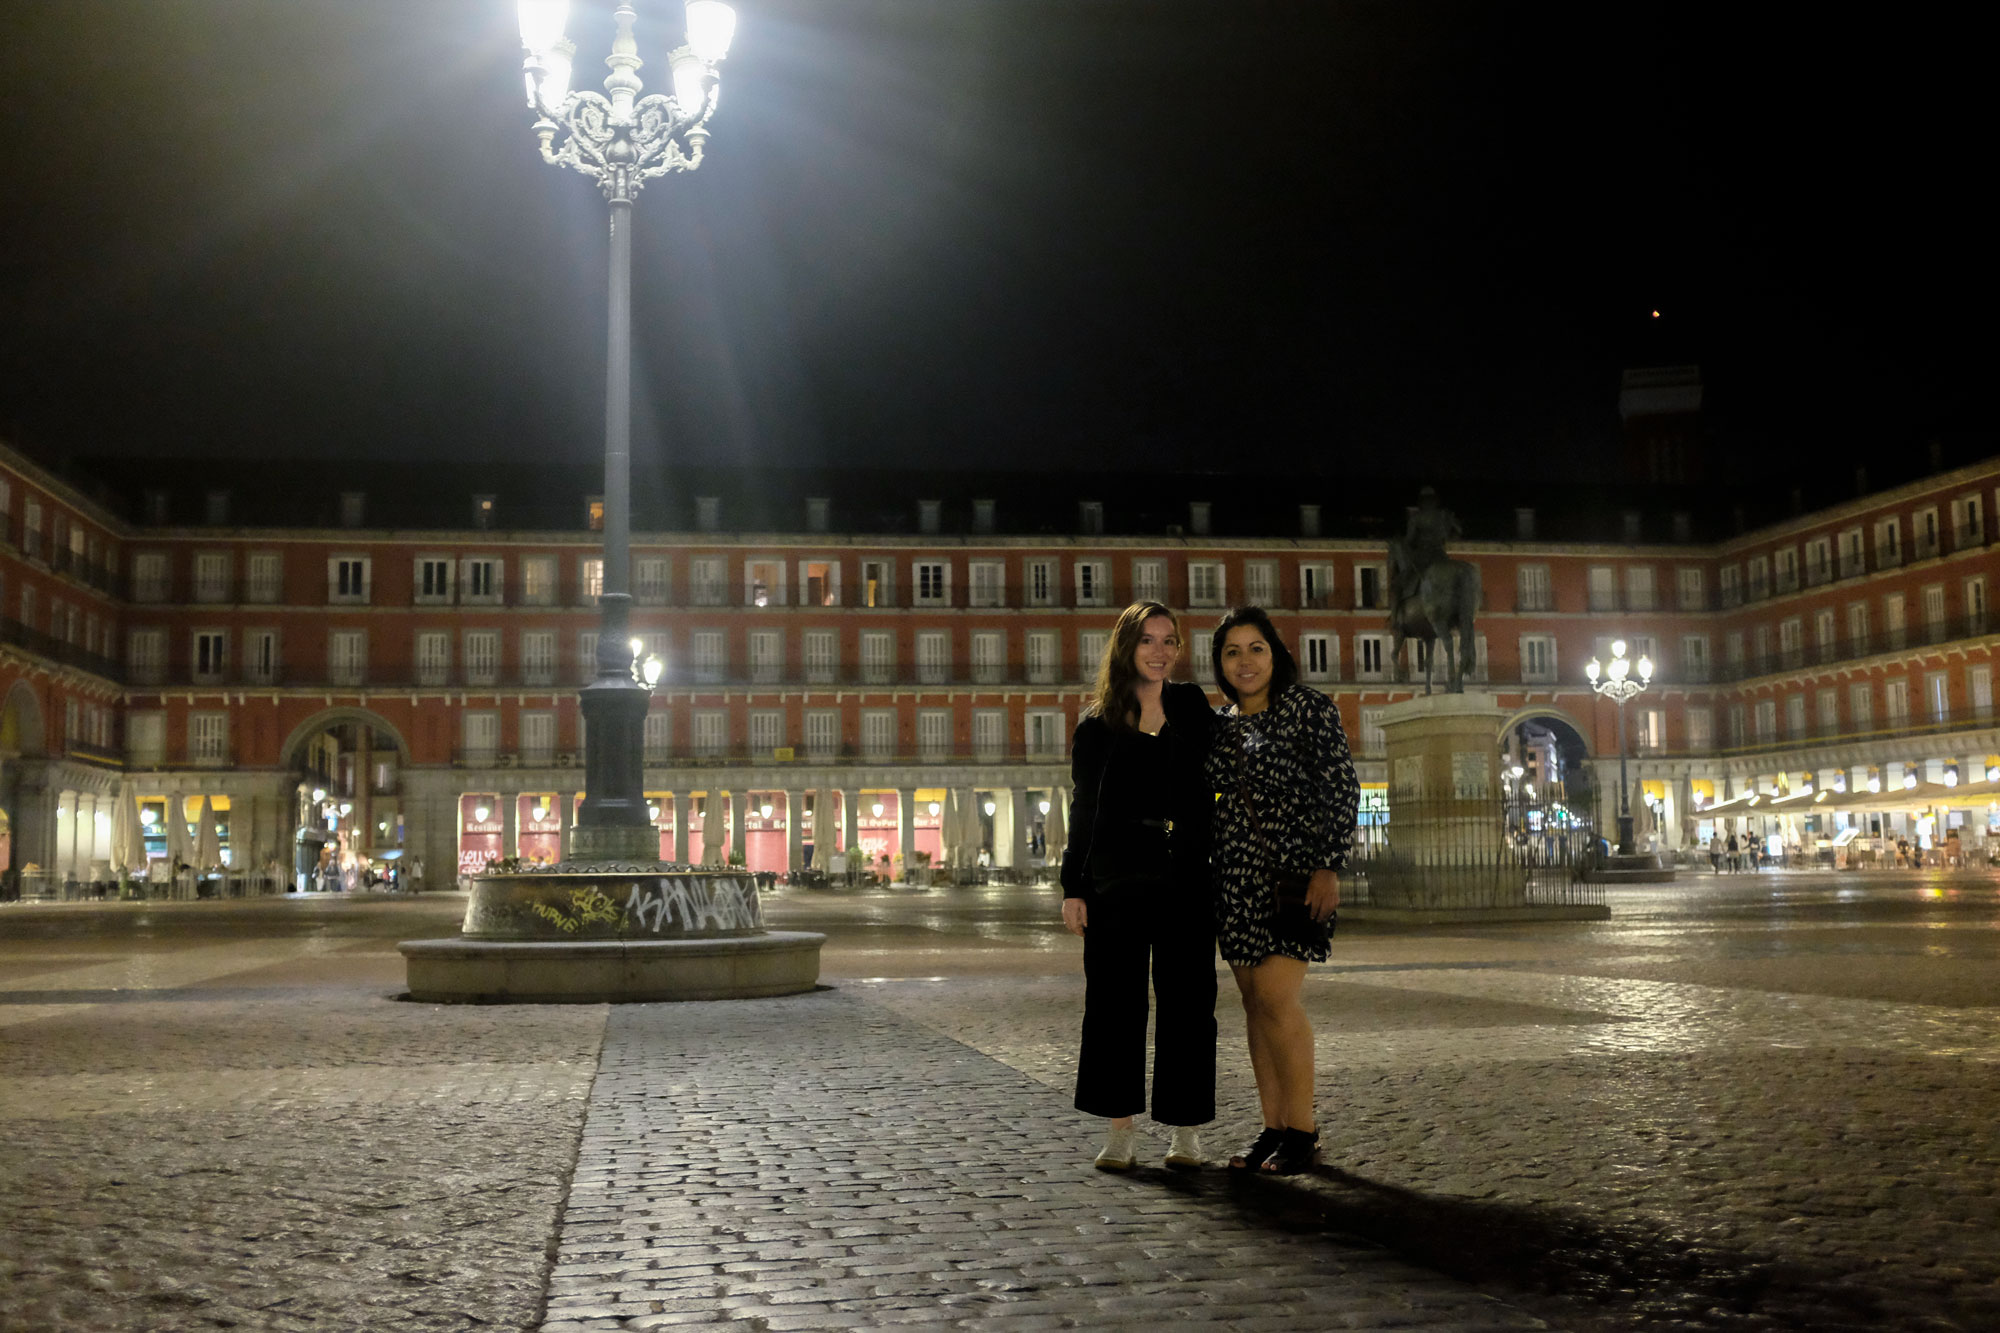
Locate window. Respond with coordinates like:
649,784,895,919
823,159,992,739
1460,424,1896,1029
1077,500,1103,534
1838,528,1865,578
971,498,994,533
464,631,499,685
1190,631,1212,684
1970,664,1993,718
133,552,169,602
1746,556,1770,601
1847,602,1871,655
749,710,784,755
1024,559,1054,607
1884,593,1907,650
416,556,453,603
128,629,166,684
1786,695,1808,738
1075,560,1109,608
22,498,42,558
1300,563,1334,610
917,709,951,761
1778,617,1804,669
1519,634,1555,684
1719,565,1742,608
1926,671,1950,721
1805,536,1832,586
1358,708,1386,757
246,552,282,603
1242,561,1277,607
1727,703,1747,746
803,710,838,760
1133,559,1166,604
1875,517,1902,569
1951,493,1985,548
1752,625,1772,669
1815,608,1837,662
691,556,726,606
1922,584,1948,642
1357,632,1392,682
693,711,728,757
915,561,949,606
1754,699,1777,742
859,559,894,608
1774,547,1799,594
692,630,725,684
915,631,949,684
521,631,555,686
1913,507,1940,559
1025,630,1058,684
696,496,722,532
860,631,894,684
970,631,1004,684
969,561,1004,608
745,558,785,607
1587,567,1616,612
1849,681,1874,730
1680,634,1710,682
1187,562,1224,608
245,629,278,685
747,630,783,684
192,630,227,683
1624,566,1656,611
1636,708,1666,752
329,630,367,685
521,711,556,764
1025,711,1066,758
807,497,831,533
803,630,836,684
576,557,603,605
1686,707,1713,752
473,494,497,529
1299,632,1335,682
1516,564,1552,611
973,710,1007,761
1816,688,1839,736
329,557,371,603
577,631,599,683
1884,677,1910,726
463,558,500,603
633,557,668,604
416,631,451,686
520,556,556,605
919,499,943,534
861,710,897,760
800,558,839,607
1078,629,1109,677
128,711,165,765
1469,634,1489,683
189,712,229,764
1968,577,1989,635
192,552,230,603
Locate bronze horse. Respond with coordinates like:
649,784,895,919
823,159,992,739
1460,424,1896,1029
1388,549,1481,694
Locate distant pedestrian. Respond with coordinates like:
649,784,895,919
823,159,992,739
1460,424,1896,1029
1725,831,1739,872
1061,601,1218,1173
1708,835,1723,873
1207,607,1356,1176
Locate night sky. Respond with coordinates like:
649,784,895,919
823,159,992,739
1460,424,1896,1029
0,2,1982,484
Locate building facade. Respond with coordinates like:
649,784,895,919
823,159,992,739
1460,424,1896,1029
5,439,1999,890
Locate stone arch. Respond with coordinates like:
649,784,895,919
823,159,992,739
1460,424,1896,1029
279,707,409,770
1495,703,1593,749
0,680,46,757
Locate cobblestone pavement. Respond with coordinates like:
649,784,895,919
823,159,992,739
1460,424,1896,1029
2,872,1996,1331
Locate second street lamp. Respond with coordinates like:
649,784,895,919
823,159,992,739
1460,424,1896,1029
517,0,735,861
1585,639,1654,856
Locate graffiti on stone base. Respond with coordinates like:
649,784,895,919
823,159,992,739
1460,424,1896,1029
624,875,763,935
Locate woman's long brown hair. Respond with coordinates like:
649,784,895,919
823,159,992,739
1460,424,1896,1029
1086,601,1182,731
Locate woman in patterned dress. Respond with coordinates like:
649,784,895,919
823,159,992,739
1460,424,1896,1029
1060,602,1218,1171
1206,606,1359,1174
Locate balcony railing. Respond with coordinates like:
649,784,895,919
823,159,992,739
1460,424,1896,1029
1708,614,1993,683
449,744,1069,770
0,617,125,683
1665,702,1999,761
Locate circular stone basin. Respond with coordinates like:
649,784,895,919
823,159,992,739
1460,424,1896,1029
461,864,764,941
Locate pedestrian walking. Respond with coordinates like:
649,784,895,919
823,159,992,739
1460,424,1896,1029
1724,830,1739,872
1708,834,1723,873
1206,607,1357,1176
1060,601,1219,1172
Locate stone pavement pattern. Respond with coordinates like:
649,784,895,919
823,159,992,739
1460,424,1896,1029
542,989,1552,1332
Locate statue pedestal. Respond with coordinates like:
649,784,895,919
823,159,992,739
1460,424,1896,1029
1353,693,1608,923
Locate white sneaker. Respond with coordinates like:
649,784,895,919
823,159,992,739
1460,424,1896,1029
1093,1123,1138,1172
1164,1126,1203,1169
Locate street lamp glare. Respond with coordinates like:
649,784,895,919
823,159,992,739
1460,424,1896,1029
518,0,570,55
642,655,663,687
1607,656,1629,683
1038,799,1051,815
1636,655,1654,681
672,49,709,117
685,1,738,62
1610,639,1627,658
1584,658,1601,683
540,38,575,107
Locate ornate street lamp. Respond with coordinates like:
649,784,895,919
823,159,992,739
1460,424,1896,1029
1585,639,1653,855
518,0,735,860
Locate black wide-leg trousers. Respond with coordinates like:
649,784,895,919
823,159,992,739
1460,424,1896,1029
1073,882,1218,1125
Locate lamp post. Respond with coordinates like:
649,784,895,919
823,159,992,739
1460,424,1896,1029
1585,639,1653,855
516,0,735,860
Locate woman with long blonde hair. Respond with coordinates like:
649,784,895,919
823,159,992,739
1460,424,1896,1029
1059,601,1219,1170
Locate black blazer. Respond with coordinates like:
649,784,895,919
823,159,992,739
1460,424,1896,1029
1059,680,1216,899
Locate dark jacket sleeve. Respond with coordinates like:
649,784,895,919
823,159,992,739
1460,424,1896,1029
1294,688,1360,873
1060,714,1109,898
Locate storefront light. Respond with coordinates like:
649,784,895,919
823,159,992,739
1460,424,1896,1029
928,802,940,816
1903,772,1918,790
870,801,884,818
983,800,996,817
140,808,157,826
759,802,773,819
1038,799,1050,814
473,804,491,823
647,804,661,821
339,802,353,816
533,803,550,822
312,787,327,802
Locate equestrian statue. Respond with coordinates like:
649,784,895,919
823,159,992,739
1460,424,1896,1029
1388,487,1481,694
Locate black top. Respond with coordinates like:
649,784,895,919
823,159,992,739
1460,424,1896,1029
1059,680,1217,899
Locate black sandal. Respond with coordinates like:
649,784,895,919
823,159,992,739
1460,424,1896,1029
1260,1127,1320,1175
1228,1127,1284,1171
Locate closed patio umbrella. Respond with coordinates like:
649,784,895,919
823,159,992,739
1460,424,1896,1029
109,789,140,874
194,795,224,871
1044,790,1066,863
166,796,194,867
701,798,726,865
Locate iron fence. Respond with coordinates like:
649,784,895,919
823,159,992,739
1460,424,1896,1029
1347,796,1604,909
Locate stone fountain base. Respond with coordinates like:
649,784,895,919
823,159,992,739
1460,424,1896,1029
398,863,824,1003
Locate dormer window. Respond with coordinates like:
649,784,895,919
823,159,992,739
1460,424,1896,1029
473,495,496,529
